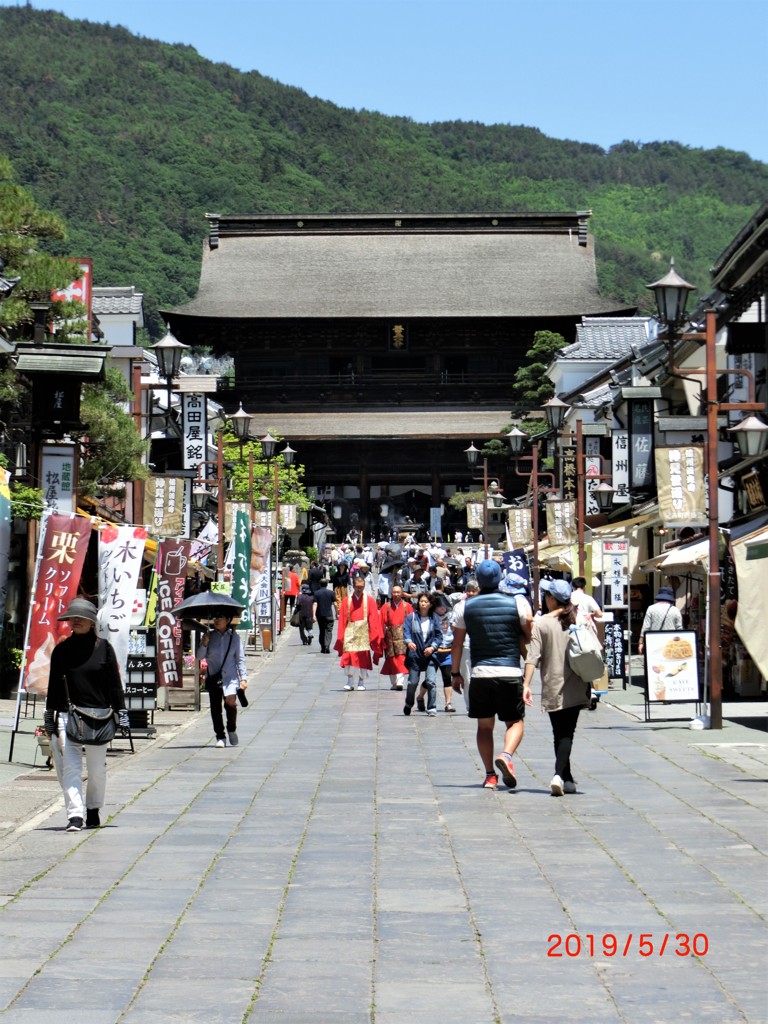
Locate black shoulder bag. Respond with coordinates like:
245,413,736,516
63,674,118,746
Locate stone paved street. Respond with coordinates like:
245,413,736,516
1,633,766,1023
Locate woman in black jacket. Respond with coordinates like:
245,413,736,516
44,598,128,832
295,584,316,645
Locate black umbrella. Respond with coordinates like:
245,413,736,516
172,591,246,619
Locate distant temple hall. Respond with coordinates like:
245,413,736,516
165,211,630,539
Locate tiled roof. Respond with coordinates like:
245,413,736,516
562,317,654,359
92,287,144,315
168,213,625,321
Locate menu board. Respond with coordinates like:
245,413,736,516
643,631,700,702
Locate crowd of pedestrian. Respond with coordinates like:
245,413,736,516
278,537,608,799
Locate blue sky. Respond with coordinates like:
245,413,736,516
3,0,767,162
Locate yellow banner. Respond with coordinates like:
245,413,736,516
144,476,185,537
546,500,578,544
655,446,707,527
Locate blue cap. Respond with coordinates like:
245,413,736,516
475,559,502,589
540,579,572,603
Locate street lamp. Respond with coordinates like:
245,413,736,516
229,402,253,443
464,442,490,559
648,263,765,730
151,328,189,422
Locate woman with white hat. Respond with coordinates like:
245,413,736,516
44,598,128,832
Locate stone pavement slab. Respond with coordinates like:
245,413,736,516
0,630,766,1023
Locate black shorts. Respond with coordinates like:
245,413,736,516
467,676,525,723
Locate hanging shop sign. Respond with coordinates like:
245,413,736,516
630,399,654,491
508,507,533,548
655,446,707,528
546,500,577,545
144,475,186,537
611,430,631,504
41,444,77,514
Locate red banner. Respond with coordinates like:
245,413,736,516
22,513,93,695
155,539,192,688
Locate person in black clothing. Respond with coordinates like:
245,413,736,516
307,560,324,594
313,582,339,653
44,598,128,832
296,584,317,645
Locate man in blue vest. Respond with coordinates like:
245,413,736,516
450,559,532,790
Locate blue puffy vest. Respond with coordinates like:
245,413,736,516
463,592,521,668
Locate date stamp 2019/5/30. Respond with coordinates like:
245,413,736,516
548,933,709,958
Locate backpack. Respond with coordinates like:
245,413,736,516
567,625,605,682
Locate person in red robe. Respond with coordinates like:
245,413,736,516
380,583,411,690
334,571,383,690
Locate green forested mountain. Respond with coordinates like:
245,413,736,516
0,5,765,337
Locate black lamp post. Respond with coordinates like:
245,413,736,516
464,442,489,559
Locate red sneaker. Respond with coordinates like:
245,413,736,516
483,772,498,790
494,753,517,790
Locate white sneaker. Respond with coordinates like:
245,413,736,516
426,708,437,716
344,684,354,691
550,774,564,796
228,731,239,747
563,781,577,794
357,683,366,690
215,738,225,748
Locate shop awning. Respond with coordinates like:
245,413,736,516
731,525,768,679
639,536,710,573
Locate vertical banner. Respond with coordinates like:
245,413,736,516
182,393,207,470
603,540,628,608
561,446,577,501
655,446,707,527
612,430,631,503
97,524,147,682
232,510,253,633
189,517,219,566
279,504,297,529
0,467,10,645
546,500,578,545
508,507,533,548
21,512,93,695
155,539,192,688
630,399,654,491
584,438,601,516
51,257,93,338
466,503,484,529
144,476,186,537
41,444,77,514
251,525,273,623
502,548,531,586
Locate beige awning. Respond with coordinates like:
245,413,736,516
639,537,710,573
731,526,768,679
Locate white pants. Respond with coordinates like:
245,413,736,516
385,673,406,689
50,712,108,820
345,667,369,684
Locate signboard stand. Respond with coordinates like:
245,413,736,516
643,630,702,722
126,627,158,733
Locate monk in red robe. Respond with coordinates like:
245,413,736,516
334,572,383,690
379,583,411,690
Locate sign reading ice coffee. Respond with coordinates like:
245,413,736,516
643,631,699,702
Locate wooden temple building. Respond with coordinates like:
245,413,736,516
165,211,631,541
